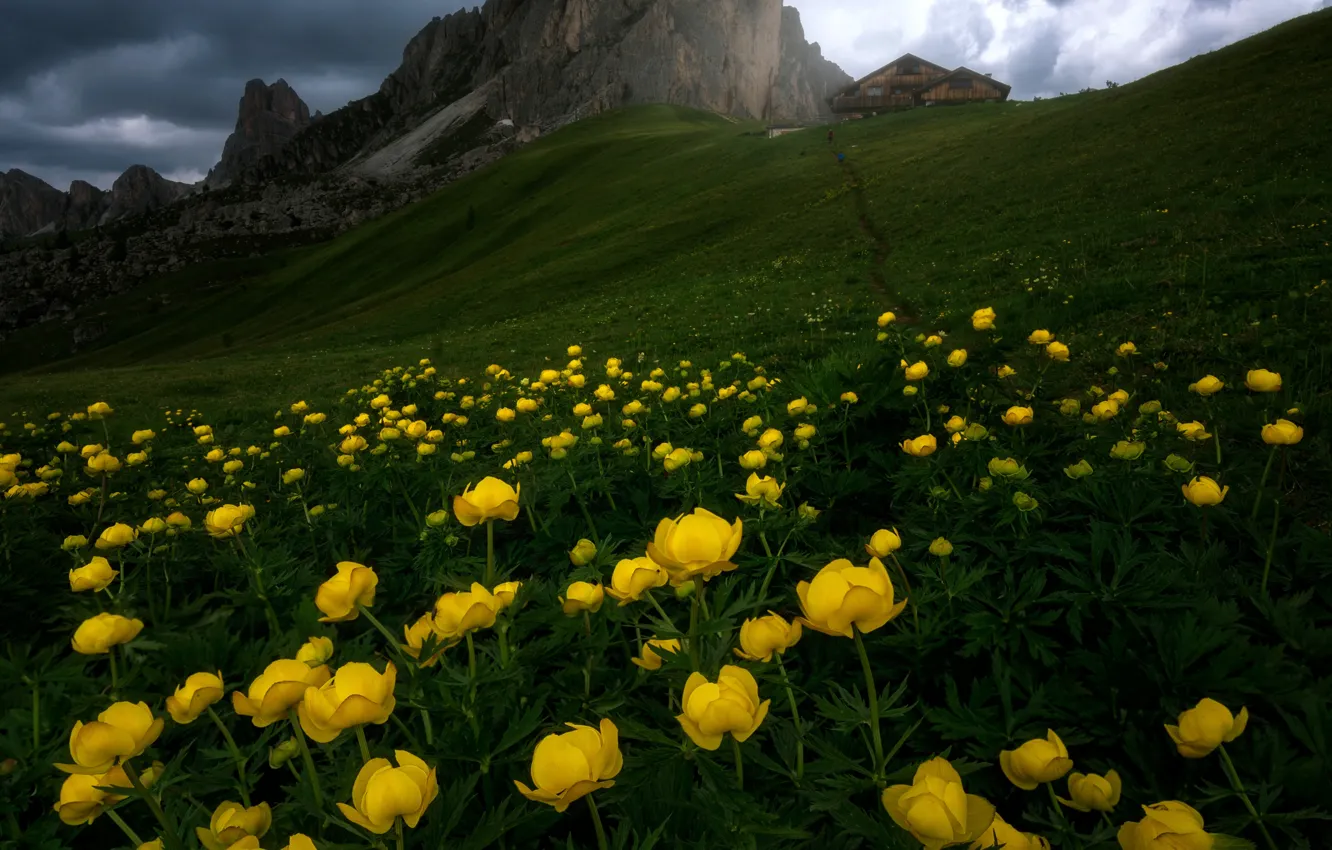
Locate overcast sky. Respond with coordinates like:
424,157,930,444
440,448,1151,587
2,0,1326,191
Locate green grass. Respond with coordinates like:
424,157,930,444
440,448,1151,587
2,9,1330,418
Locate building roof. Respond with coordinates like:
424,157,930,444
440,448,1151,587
919,66,1013,94
836,53,950,96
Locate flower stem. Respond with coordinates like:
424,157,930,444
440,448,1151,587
288,707,324,809
1250,445,1278,522
776,655,804,782
566,469,601,542
887,554,919,636
587,795,609,850
1261,500,1281,597
355,725,372,764
206,706,251,807
108,646,119,697
29,678,41,753
123,760,182,850
732,736,745,791
1100,811,1115,831
484,519,495,586
688,581,701,669
852,628,884,780
395,818,406,850
106,809,144,846
1046,782,1067,823
645,592,680,634
358,605,411,665
1219,744,1280,850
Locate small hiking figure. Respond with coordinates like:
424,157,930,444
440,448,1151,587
827,129,834,144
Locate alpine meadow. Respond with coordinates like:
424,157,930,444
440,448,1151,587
2,7,1332,850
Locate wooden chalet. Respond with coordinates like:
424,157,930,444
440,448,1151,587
831,53,1011,114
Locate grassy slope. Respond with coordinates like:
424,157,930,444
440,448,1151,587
2,9,1329,418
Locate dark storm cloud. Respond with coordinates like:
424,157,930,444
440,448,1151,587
0,0,466,189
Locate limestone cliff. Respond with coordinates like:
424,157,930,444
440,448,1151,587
207,79,314,186
0,170,66,238
98,165,192,226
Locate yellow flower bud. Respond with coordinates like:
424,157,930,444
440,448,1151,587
676,666,769,750
514,718,621,812
1165,697,1247,758
734,613,801,662
999,729,1073,790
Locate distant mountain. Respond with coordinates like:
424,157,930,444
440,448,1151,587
206,79,316,187
0,166,192,239
0,170,66,238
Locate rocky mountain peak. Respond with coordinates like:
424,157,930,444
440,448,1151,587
207,78,314,186
0,170,66,238
98,165,191,226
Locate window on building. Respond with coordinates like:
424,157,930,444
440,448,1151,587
901,63,921,74
867,86,884,97
950,78,974,89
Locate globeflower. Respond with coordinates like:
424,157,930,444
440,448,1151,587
676,666,769,750
515,719,622,812
904,361,930,381
878,311,897,327
735,473,784,509
1187,375,1224,396
433,584,499,644
632,638,680,670
972,307,996,330
453,477,521,526
901,434,937,457
1117,342,1137,357
797,557,905,637
1165,697,1247,758
999,730,1073,790
1027,329,1054,345
1002,406,1033,426
71,613,143,654
1059,770,1122,812
204,504,254,538
646,508,743,584
987,457,1028,479
298,661,397,744
1110,440,1146,460
569,538,598,566
232,659,331,728
560,582,604,615
1045,341,1070,361
734,613,802,662
55,701,164,774
1116,801,1214,850
881,757,996,850
739,450,767,470
1181,476,1228,506
94,523,137,550
929,538,953,556
1244,369,1282,392
1063,459,1094,480
947,349,968,367
866,528,902,557
1176,421,1211,442
605,557,668,605
1261,419,1303,445
166,671,225,724
338,750,438,835
69,557,117,592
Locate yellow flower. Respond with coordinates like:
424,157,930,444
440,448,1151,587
337,750,439,834
742,415,764,435
605,557,668,605
54,762,162,825
794,423,816,441
453,477,520,526
947,349,968,368
1027,329,1054,345
187,478,209,495
676,665,770,750
1181,476,1228,506
901,434,937,457
204,504,253,538
86,452,122,475
1058,770,1122,812
55,701,164,774
282,468,305,484
402,614,447,668
999,730,1073,790
904,361,930,381
196,801,272,850
1187,375,1224,396
929,537,953,556
1002,406,1033,426
1176,421,1211,442
315,561,379,622
86,402,114,419
1117,342,1138,357
297,636,334,667
1261,419,1303,445
866,528,902,557
1244,369,1282,392
1064,460,1094,480
433,584,499,643
787,397,809,415
94,523,138,550
69,556,117,592
663,447,693,472
495,407,516,423
71,613,143,654
734,613,802,662
1110,440,1146,460
515,718,622,812
298,661,397,744
632,638,680,670
1091,400,1120,421
646,507,743,584
882,757,996,850
569,538,598,566
131,429,156,444
492,581,523,609
969,814,1049,849
560,582,605,615
997,365,1016,378
739,449,767,470
841,391,859,404
1045,341,1070,361
797,557,905,637
757,428,784,453
1165,697,1248,758
232,659,332,728
340,434,368,454
582,414,604,430
735,473,784,509
878,311,897,327
1116,801,1214,850
62,534,88,551
166,671,225,724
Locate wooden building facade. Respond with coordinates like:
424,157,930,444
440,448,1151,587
831,54,1011,114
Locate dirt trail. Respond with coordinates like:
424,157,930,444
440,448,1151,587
833,150,916,320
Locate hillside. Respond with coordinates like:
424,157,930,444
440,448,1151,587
1,8,1330,417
